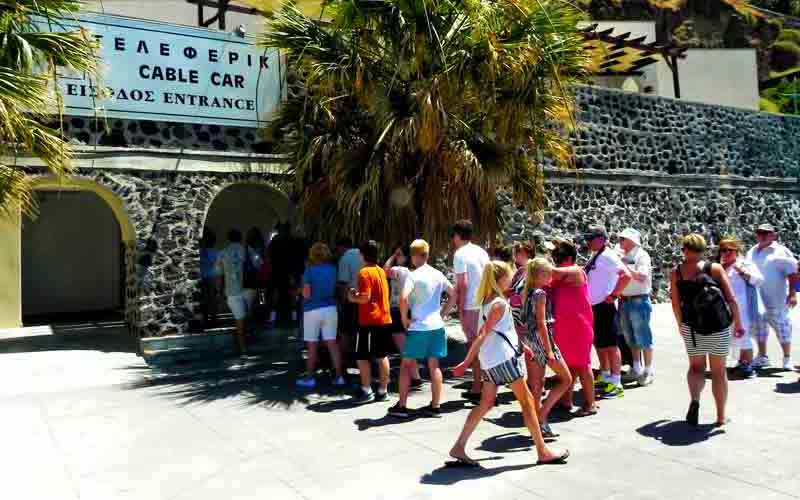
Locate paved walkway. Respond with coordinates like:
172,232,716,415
2,304,799,500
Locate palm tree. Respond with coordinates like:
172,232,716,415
0,0,98,217
259,0,589,248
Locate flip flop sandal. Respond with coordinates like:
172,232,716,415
537,450,570,466
444,458,481,469
573,406,598,417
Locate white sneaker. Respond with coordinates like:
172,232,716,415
782,357,795,371
638,370,654,387
752,355,771,370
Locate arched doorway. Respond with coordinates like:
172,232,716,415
22,178,138,335
199,182,295,329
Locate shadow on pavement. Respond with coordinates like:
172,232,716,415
420,461,534,485
775,380,800,394
122,358,315,409
636,419,725,446
478,432,533,453
0,321,137,355
352,400,469,430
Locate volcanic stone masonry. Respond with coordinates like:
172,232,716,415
58,86,800,336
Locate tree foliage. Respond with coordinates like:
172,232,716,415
0,0,98,217
259,0,589,248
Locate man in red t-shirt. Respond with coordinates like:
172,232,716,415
348,240,393,403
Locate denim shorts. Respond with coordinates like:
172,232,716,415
619,296,654,349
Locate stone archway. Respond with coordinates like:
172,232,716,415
27,176,140,335
201,181,293,244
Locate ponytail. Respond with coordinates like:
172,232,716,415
476,260,513,305
523,258,553,311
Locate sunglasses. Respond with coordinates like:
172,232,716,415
755,231,772,236
719,248,738,253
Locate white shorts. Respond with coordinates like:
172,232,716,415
303,306,338,342
227,289,255,321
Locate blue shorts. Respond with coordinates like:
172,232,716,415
619,296,654,349
403,329,448,360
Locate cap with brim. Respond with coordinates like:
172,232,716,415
756,223,776,233
618,228,641,246
583,225,608,241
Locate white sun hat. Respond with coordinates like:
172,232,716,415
618,228,642,246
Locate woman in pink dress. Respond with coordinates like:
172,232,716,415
549,239,598,417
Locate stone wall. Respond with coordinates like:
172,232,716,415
48,86,800,336
35,168,286,337
500,185,800,302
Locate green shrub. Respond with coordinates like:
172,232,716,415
760,97,782,113
771,41,800,72
778,29,800,45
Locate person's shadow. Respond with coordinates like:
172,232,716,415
637,419,725,446
775,380,800,394
420,459,534,485
477,432,533,453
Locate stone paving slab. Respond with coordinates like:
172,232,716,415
2,304,800,500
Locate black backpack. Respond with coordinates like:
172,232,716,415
679,262,733,336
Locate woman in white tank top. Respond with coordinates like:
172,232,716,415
447,261,570,468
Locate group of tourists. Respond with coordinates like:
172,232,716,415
198,223,307,355
213,215,797,466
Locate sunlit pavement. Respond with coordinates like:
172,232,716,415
2,304,799,500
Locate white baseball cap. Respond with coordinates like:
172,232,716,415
618,228,641,246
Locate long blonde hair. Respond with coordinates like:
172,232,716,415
475,260,513,306
523,258,553,310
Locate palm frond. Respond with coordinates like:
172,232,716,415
262,0,589,248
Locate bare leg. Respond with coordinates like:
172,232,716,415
528,362,546,418
398,358,414,407
324,340,343,378
708,354,729,424
450,383,498,462
235,320,247,355
428,358,443,408
605,346,622,379
757,339,768,359
687,355,707,402
781,342,792,358
470,357,482,394
560,368,577,409
305,341,319,374
377,356,391,393
541,358,573,423
357,360,372,390
739,348,754,365
393,333,421,380
643,348,654,369
578,367,597,411
597,348,609,374
508,378,566,462
631,347,643,370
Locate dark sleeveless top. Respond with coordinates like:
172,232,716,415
675,261,714,326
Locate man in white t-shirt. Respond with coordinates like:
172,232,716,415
585,225,631,399
387,240,456,418
451,220,490,401
746,223,798,370
616,228,655,387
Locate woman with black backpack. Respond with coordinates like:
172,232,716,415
671,234,744,427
